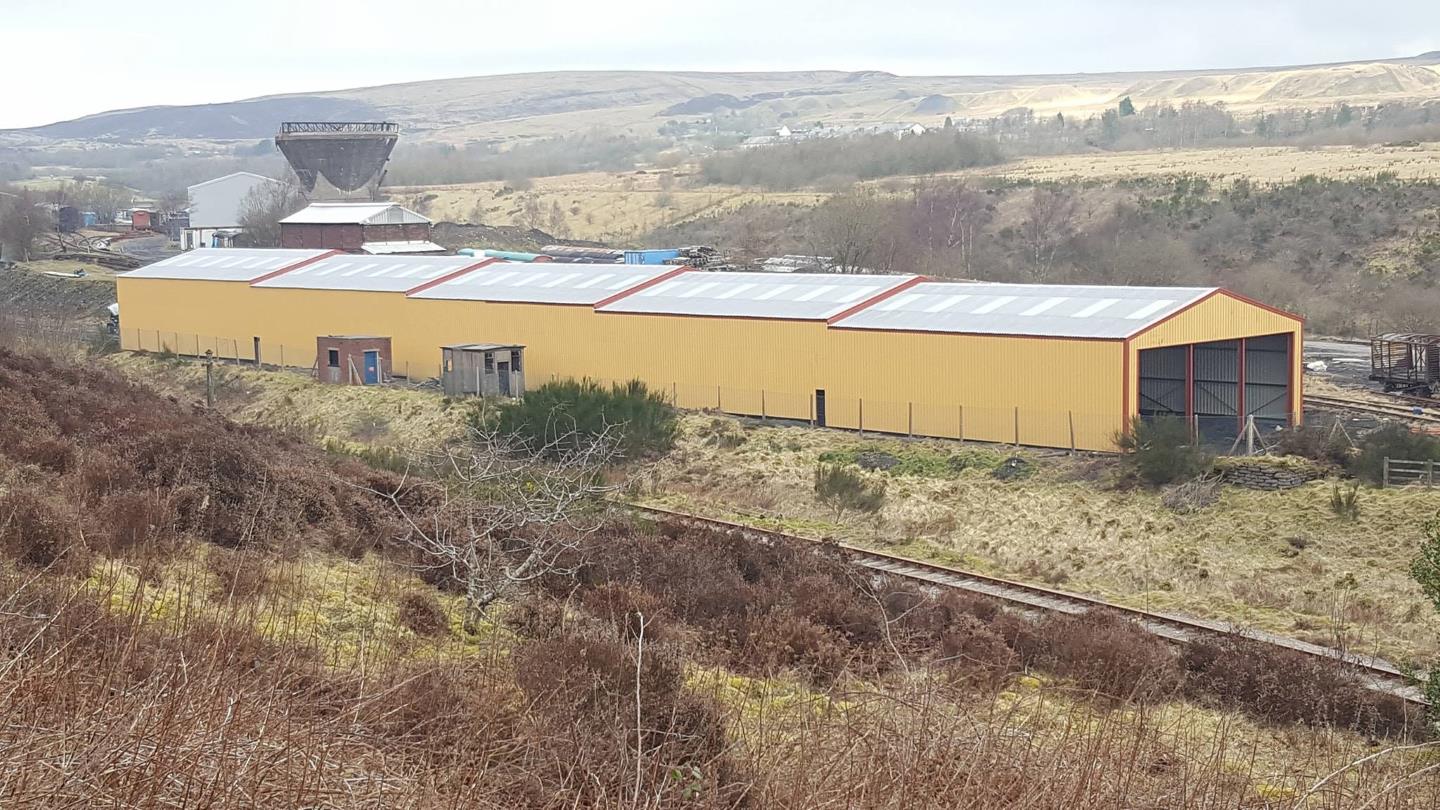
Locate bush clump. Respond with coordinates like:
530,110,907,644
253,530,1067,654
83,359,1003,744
819,443,1006,478
813,462,887,521
1348,424,1440,484
1114,416,1212,485
491,379,677,460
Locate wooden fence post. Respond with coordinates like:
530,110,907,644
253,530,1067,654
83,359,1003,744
859,399,865,436
958,405,964,444
1013,407,1020,446
1068,411,1076,453
761,390,767,422
907,402,913,437
1383,457,1391,488
1429,459,1435,487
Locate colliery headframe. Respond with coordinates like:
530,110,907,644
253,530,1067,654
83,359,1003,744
275,122,400,198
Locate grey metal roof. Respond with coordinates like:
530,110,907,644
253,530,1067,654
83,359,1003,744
410,263,678,305
829,281,1217,339
279,202,430,225
253,255,485,293
360,240,447,254
596,271,919,321
124,248,332,282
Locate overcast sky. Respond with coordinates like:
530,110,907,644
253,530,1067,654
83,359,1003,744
1,0,1436,129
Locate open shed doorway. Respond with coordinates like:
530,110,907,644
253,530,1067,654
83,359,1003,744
1138,333,1292,446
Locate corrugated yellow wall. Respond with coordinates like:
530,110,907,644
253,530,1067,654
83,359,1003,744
118,280,1293,452
1127,293,1304,423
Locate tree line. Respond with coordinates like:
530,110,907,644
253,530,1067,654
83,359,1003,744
649,174,1440,337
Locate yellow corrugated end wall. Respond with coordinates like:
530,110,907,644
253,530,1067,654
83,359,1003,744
1127,292,1305,425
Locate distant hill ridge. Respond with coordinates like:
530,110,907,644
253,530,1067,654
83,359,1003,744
11,53,1440,143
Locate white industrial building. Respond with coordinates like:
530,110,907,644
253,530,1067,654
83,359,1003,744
182,172,284,250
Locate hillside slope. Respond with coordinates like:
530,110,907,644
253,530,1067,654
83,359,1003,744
12,53,1440,144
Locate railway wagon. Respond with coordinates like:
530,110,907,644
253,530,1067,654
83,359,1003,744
1369,333,1440,395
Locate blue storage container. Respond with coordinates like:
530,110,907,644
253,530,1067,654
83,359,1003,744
624,248,682,265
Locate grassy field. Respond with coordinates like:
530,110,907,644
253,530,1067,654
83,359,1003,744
956,141,1440,185
394,140,1440,244
393,171,826,244
112,355,1440,668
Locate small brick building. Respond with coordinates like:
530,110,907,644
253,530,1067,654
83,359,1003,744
280,202,441,254
316,335,392,385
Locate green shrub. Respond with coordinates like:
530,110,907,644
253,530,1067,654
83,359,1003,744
813,463,886,521
1271,424,1352,466
1114,416,1212,486
491,379,677,460
1349,424,1440,484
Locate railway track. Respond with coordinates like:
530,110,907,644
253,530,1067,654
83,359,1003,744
1306,393,1440,425
627,502,1428,707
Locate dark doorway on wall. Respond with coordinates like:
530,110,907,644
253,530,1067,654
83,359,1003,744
814,389,827,427
1137,333,1292,446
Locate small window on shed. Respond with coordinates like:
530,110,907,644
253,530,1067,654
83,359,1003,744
510,350,522,373
327,349,340,368
483,352,494,373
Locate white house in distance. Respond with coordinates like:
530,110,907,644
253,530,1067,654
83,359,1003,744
182,172,283,250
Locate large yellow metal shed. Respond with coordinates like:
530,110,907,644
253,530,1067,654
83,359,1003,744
115,249,1303,452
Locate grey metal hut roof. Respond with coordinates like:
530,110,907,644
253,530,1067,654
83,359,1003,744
279,202,430,225
828,281,1218,339
408,263,682,306
252,255,489,293
596,271,921,321
124,248,333,282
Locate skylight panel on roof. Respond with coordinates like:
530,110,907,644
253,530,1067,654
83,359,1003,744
715,283,756,299
1125,299,1176,320
573,274,612,289
1071,298,1119,318
1021,297,1067,317
877,293,921,311
754,284,797,301
836,286,877,303
924,294,969,313
542,273,583,288
795,285,837,302
971,296,1017,315
679,281,721,298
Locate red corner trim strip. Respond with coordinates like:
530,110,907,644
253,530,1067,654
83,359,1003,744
248,249,344,285
593,265,691,309
405,258,502,296
825,275,929,325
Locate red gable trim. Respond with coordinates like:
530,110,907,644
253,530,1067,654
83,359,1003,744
592,266,691,309
247,249,344,285
1127,288,1305,341
825,276,928,325
404,258,502,296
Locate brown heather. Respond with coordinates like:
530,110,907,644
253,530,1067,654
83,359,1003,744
0,348,1436,806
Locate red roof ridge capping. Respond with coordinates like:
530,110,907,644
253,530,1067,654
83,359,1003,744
592,265,692,309
404,258,504,296
247,249,345,285
825,275,930,325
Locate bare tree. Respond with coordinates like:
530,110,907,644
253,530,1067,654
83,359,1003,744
376,424,621,631
237,179,306,247
907,181,991,277
806,192,907,273
0,188,52,262
1019,188,1077,282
